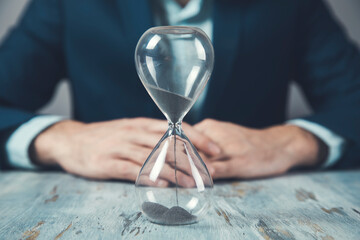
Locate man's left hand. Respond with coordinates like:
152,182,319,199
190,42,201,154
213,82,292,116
194,119,320,179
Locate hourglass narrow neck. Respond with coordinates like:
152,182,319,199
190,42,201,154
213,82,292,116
168,121,182,135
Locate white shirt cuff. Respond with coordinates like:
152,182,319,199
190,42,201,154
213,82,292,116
6,115,65,169
287,119,346,168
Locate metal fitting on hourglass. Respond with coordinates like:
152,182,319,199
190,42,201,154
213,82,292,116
134,26,214,225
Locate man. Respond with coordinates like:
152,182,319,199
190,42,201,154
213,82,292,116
0,0,359,181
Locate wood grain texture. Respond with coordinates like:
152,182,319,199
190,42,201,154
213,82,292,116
0,170,359,240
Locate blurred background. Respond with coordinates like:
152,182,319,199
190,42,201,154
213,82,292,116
1,0,360,120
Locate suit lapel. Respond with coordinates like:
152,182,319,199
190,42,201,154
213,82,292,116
203,1,243,117
116,0,154,48
115,0,161,117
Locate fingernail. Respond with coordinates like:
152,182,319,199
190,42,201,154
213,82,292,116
208,142,221,154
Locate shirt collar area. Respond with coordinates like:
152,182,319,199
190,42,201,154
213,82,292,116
161,0,204,24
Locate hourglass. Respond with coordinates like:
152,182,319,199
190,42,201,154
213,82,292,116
134,26,214,225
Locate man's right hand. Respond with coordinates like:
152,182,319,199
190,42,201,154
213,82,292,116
32,118,220,182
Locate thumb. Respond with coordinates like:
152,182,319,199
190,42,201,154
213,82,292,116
182,122,221,156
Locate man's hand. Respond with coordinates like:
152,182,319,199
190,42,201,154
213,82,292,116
33,118,220,181
195,119,320,179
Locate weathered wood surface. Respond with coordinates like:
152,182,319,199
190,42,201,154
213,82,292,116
0,170,359,240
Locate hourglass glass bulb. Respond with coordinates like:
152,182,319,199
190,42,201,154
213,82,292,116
135,26,214,124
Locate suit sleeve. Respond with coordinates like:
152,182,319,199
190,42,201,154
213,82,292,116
0,0,65,169
293,0,360,168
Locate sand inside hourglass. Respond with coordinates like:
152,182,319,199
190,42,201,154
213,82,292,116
145,84,194,124
142,84,198,225
142,202,197,225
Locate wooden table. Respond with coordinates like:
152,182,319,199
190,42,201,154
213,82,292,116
0,170,359,240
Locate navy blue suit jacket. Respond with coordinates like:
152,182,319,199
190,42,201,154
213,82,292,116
1,0,360,169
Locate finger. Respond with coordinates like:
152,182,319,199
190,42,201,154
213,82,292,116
164,141,193,174
165,155,214,186
118,143,195,187
111,143,152,166
166,156,192,176
133,117,168,133
142,161,196,188
207,154,231,162
199,152,209,162
136,175,169,188
159,164,196,188
163,146,213,188
138,165,193,188
193,118,219,132
127,131,164,148
198,152,218,173
211,158,265,179
182,122,221,156
211,160,238,179
133,118,222,157
104,160,142,181
169,138,216,179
